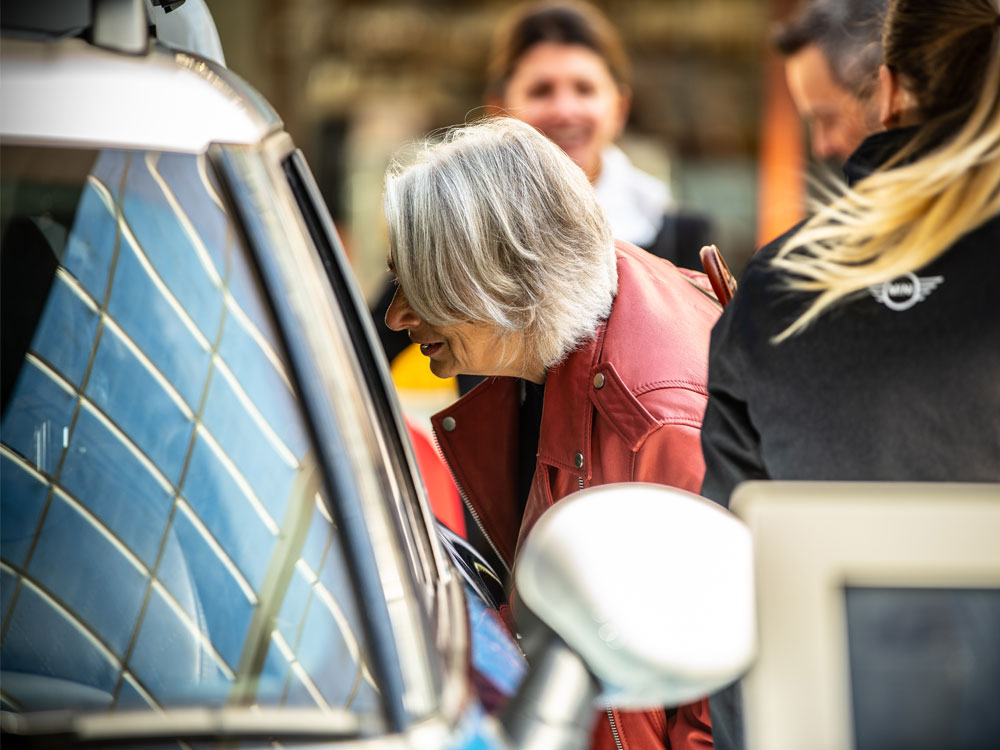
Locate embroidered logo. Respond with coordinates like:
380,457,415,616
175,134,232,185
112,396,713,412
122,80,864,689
868,272,944,311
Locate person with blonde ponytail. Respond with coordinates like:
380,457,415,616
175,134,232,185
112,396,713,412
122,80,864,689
700,2,1000,745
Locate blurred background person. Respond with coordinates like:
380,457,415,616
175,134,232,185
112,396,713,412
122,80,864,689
485,0,715,270
701,0,1000,746
383,116,719,750
774,0,887,164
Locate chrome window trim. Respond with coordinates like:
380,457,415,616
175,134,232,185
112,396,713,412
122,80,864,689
281,149,451,593
211,133,446,727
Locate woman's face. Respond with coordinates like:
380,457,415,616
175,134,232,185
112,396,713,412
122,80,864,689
385,285,544,383
500,41,628,182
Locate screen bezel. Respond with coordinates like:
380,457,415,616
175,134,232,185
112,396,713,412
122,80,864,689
730,481,1000,750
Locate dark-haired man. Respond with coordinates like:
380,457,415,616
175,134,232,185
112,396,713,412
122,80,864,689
776,0,887,163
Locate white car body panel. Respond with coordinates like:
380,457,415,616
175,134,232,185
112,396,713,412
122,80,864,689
1,38,276,151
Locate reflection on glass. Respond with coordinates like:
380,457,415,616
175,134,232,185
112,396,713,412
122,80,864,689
0,146,380,723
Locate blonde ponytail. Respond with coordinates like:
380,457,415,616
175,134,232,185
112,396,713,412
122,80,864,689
772,0,1000,341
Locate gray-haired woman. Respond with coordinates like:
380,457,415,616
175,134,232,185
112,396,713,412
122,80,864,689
384,116,719,750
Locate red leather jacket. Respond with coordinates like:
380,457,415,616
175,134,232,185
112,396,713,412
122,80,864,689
432,241,720,750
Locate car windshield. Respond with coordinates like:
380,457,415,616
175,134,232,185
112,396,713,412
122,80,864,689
0,145,382,734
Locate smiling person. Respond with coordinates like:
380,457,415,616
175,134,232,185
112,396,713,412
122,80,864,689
485,0,713,269
384,117,720,750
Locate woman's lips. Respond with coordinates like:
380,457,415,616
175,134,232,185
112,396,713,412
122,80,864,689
419,342,442,356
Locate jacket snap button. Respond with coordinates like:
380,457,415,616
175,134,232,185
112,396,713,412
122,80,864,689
442,416,457,432
593,373,606,389
574,452,584,469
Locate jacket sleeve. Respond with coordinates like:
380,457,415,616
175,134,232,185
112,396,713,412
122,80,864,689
699,304,768,508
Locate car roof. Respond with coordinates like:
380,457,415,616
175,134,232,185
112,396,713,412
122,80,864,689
1,36,282,152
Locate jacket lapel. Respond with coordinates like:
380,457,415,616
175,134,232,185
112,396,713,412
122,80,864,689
535,323,606,483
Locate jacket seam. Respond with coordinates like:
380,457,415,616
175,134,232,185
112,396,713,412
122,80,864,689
657,417,705,428
633,379,710,397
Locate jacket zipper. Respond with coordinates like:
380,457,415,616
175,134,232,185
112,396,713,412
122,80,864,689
586,476,622,750
606,706,624,750
431,430,512,579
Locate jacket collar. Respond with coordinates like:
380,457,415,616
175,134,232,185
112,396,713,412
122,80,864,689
843,126,920,186
535,320,606,480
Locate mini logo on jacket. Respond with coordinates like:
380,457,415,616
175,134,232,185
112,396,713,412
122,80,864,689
869,273,944,311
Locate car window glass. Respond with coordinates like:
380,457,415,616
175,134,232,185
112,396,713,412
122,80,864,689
0,146,381,723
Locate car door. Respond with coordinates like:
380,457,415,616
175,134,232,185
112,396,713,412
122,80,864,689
0,134,521,748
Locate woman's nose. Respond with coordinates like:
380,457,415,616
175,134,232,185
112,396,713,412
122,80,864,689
547,87,583,121
385,287,422,331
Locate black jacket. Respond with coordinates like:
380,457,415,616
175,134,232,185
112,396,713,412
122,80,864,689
701,129,1000,507
700,126,1000,750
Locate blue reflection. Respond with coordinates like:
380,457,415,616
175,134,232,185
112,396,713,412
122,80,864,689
283,661,323,709
1,566,18,623
0,456,49,568
217,312,309,462
226,232,280,355
182,431,276,591
295,593,362,707
116,674,155,710
59,407,173,567
154,153,230,277
301,503,332,573
1,583,119,709
0,359,76,478
317,545,365,653
258,632,293,702
349,666,380,715
109,235,212,411
274,564,313,646
199,369,297,524
31,276,100,388
466,584,527,700
1,144,382,723
28,494,148,657
162,509,255,670
90,150,128,203
129,585,232,706
63,181,117,303
120,157,223,342
86,326,193,486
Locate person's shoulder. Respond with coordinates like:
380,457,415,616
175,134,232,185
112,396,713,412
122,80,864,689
705,221,809,367
598,242,718,401
613,241,720,316
727,221,805,310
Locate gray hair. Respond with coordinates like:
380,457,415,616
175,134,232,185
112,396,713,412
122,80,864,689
383,117,617,374
774,0,888,99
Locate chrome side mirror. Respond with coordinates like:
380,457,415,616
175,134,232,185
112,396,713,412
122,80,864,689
514,483,756,709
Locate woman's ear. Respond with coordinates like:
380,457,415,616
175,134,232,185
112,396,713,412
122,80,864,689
878,64,919,128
